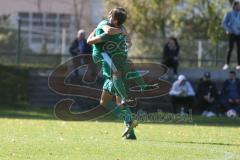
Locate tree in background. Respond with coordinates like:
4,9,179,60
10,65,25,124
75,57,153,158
0,15,32,54
0,15,16,52
172,0,229,63
73,0,86,30
176,0,228,43
229,0,235,4
104,0,231,60
105,0,180,56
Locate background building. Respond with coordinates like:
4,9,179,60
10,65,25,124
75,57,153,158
0,0,104,54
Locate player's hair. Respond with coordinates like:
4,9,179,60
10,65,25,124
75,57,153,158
229,70,236,75
232,0,240,9
166,37,180,51
77,29,85,37
109,7,127,26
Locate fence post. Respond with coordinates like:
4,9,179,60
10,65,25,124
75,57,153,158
16,18,21,64
197,40,203,68
215,43,219,67
61,28,67,64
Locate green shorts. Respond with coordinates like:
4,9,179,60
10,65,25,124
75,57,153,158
103,78,118,96
103,78,130,97
94,52,131,96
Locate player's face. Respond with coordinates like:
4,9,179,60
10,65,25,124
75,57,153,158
78,33,85,40
229,73,236,80
168,39,176,49
203,76,210,81
236,4,240,11
108,14,118,27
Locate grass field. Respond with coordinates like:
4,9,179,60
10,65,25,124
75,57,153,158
0,106,240,160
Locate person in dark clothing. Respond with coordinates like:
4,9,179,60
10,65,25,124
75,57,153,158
222,0,240,70
169,75,195,114
195,72,218,117
162,37,180,77
69,29,92,77
69,29,92,56
220,71,240,115
68,30,94,111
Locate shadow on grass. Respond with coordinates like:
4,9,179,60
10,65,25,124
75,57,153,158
0,104,240,127
174,141,240,147
141,139,240,147
0,104,55,120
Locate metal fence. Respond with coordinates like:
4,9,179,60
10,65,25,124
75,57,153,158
0,53,62,67
0,24,237,69
0,52,231,69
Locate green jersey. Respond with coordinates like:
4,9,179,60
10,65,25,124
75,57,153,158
92,19,108,64
92,19,128,60
92,19,128,78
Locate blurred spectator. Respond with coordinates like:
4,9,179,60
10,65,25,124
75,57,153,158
69,29,92,77
195,72,218,117
222,0,240,70
220,71,240,116
69,29,92,56
169,75,195,114
162,37,180,78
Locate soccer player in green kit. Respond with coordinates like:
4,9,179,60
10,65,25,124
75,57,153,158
87,7,138,139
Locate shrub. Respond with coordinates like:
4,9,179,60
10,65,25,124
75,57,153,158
0,64,29,104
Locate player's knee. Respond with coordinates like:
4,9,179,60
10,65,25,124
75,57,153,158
100,99,107,107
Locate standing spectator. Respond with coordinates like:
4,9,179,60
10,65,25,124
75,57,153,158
69,29,92,77
220,71,240,116
162,37,180,78
68,30,94,111
222,0,240,70
169,75,195,114
195,72,218,117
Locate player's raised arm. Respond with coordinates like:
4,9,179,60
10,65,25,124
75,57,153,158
87,29,107,45
102,25,123,35
102,24,129,35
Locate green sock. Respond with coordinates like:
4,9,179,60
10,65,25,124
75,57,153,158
122,107,133,124
126,71,146,92
105,101,132,123
127,71,159,92
134,73,146,92
128,128,135,135
112,75,128,100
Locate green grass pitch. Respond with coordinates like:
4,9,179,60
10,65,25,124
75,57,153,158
0,107,240,160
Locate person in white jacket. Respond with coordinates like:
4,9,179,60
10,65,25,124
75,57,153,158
169,75,195,114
